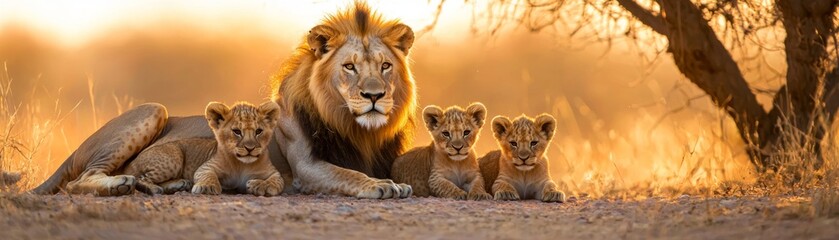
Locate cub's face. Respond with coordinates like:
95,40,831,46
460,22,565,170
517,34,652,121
423,103,487,161
491,114,556,171
206,101,282,164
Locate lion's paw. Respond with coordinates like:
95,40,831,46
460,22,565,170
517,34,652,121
494,190,520,201
356,179,411,199
191,182,221,195
542,190,565,203
104,175,136,196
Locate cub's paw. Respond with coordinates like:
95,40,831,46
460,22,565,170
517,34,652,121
135,181,164,195
191,183,221,195
542,190,566,203
468,191,492,201
494,190,520,201
247,178,284,197
161,179,193,194
356,179,410,199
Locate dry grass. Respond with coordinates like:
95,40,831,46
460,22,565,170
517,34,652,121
0,61,837,220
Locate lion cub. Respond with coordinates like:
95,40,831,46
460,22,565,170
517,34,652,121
123,101,284,197
478,114,565,202
392,103,492,200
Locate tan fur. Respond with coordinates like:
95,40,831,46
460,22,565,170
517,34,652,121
190,101,284,196
479,114,565,202
270,1,416,199
392,103,491,200
121,101,283,196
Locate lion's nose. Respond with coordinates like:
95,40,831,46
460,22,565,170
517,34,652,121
360,91,385,103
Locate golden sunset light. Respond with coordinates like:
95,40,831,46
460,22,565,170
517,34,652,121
1,0,838,239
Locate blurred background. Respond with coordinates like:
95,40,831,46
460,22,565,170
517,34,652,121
0,0,759,196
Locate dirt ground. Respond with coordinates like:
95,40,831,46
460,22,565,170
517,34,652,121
0,192,836,240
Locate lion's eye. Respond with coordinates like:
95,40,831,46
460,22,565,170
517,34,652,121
255,128,263,136
463,130,471,136
509,141,517,147
343,63,355,71
442,131,450,138
530,141,538,148
232,129,242,137
381,62,392,71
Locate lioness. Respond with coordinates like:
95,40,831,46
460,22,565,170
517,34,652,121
391,103,491,200
33,2,416,199
479,114,566,202
121,101,283,196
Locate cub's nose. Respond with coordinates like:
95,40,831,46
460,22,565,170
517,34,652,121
360,91,385,103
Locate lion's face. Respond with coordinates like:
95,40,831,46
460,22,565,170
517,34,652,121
206,101,281,164
331,36,399,130
491,114,556,171
304,19,415,132
423,103,487,161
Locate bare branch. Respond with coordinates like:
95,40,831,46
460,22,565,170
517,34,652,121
616,0,668,36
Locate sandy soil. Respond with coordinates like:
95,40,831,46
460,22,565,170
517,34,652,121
0,192,836,240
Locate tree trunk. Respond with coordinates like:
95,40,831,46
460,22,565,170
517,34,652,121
617,0,839,172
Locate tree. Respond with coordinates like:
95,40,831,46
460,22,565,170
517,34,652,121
431,0,839,172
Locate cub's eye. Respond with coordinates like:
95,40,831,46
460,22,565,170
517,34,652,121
463,130,471,136
509,141,517,147
530,141,538,148
381,62,392,71
255,128,263,136
343,63,355,71
442,131,450,138
232,129,242,137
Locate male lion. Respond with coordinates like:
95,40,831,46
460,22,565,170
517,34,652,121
271,1,416,198
33,2,415,199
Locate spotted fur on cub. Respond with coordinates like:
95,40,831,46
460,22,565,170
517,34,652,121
392,103,491,200
479,114,565,202
122,101,284,197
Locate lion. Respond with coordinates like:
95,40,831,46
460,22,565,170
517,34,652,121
391,103,491,200
478,114,566,202
119,101,283,196
32,1,414,199
269,1,416,198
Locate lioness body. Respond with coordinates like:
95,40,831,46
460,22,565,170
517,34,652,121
392,104,491,200
120,138,215,194
479,114,565,202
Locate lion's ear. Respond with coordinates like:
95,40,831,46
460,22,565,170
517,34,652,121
205,102,230,130
307,25,338,58
422,105,444,131
385,24,414,55
491,116,512,140
466,102,487,128
534,114,557,141
258,101,282,127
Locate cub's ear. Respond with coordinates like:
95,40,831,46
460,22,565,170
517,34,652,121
465,102,487,127
534,114,557,141
422,105,444,131
307,25,338,58
258,101,282,126
205,102,230,130
384,23,415,55
491,116,512,139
